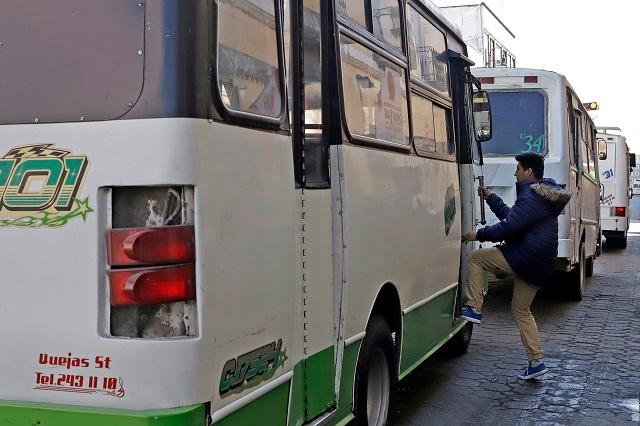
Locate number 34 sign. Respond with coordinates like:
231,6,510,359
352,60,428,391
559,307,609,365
0,144,92,227
520,133,544,153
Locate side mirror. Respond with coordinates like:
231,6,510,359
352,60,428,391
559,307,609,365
630,153,637,168
597,138,607,160
472,91,492,142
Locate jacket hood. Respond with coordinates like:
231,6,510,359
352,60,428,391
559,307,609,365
530,178,572,216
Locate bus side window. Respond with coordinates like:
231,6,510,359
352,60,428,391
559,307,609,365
336,0,403,51
410,93,454,158
406,6,450,97
339,36,410,146
582,139,590,175
587,125,597,178
566,91,576,166
216,0,283,119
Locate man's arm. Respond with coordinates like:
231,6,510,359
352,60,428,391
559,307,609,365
485,193,511,220
476,193,547,243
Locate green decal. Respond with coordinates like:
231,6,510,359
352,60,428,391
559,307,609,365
55,157,89,210
219,339,288,397
0,144,91,227
443,184,456,236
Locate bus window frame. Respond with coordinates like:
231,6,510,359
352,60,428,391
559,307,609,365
480,88,549,158
410,86,456,162
335,1,458,155
405,4,453,102
335,0,407,58
336,26,412,152
211,0,289,131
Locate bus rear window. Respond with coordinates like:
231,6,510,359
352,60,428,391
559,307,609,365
482,91,546,156
0,0,145,124
217,0,283,119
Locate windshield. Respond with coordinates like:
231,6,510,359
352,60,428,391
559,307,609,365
482,91,546,156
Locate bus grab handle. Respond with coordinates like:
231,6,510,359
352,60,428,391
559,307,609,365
476,176,487,225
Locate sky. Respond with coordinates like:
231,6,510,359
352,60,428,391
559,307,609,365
435,0,640,154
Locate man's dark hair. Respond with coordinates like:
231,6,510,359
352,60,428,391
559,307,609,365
515,153,544,179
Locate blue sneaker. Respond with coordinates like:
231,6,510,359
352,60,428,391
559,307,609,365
517,361,548,380
460,306,482,323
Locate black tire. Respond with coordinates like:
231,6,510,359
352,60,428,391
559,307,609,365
442,322,473,356
567,243,585,301
606,236,627,249
585,256,594,277
620,236,628,249
355,315,396,426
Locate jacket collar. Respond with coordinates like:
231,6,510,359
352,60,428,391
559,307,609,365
516,179,538,195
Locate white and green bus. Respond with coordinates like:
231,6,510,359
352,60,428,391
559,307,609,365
0,0,491,425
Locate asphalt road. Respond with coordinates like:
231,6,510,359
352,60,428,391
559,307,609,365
389,196,640,425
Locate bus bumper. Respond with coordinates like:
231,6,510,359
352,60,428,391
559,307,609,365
0,401,206,426
601,218,626,232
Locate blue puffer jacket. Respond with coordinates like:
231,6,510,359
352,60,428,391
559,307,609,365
476,178,572,286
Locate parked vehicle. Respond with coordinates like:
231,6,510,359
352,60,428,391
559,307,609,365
632,180,640,196
597,128,636,248
0,1,492,425
472,68,601,300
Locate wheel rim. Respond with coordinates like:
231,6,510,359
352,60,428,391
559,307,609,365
366,348,390,426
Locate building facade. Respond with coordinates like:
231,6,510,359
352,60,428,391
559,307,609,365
439,2,516,68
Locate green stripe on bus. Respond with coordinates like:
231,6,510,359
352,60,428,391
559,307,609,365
305,346,335,419
0,401,206,426
399,286,459,375
214,381,289,426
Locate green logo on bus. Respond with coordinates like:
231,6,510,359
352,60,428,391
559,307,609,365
444,184,456,236
219,339,287,397
0,144,92,227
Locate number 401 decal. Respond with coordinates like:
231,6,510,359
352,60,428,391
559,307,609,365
0,144,92,227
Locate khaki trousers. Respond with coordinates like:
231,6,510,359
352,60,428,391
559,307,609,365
465,247,544,361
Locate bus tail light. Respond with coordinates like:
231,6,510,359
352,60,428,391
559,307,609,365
107,186,197,338
524,76,539,83
108,225,195,266
615,207,626,217
109,264,195,306
478,77,494,84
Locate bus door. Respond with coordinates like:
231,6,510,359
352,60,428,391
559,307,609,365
567,91,582,262
448,51,487,305
290,0,337,422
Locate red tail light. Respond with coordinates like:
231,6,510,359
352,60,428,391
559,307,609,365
108,225,194,266
615,207,626,217
109,264,195,306
524,76,538,83
478,77,494,84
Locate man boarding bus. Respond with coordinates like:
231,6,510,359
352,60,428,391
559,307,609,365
0,1,492,424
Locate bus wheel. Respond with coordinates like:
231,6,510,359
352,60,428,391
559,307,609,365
355,315,395,426
567,244,585,301
618,236,628,249
442,322,473,356
585,256,594,277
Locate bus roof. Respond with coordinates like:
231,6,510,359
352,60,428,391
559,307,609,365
597,127,623,133
472,67,582,102
473,67,568,82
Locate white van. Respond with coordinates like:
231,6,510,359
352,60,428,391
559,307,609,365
472,68,601,300
597,128,635,248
